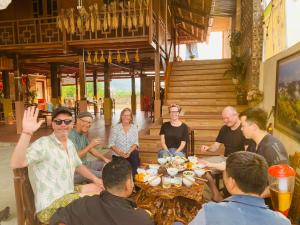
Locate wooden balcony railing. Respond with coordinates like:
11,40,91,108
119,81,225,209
0,6,153,46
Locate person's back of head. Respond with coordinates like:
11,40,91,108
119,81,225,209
225,151,268,195
102,158,133,197
240,107,268,131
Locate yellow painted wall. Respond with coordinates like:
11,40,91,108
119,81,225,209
262,41,300,154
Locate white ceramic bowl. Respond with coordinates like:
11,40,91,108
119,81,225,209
147,168,158,176
167,167,179,177
183,170,195,178
194,168,205,177
149,164,160,170
188,156,198,164
192,164,206,170
174,156,186,164
183,176,195,187
137,168,146,174
149,176,161,186
158,158,167,165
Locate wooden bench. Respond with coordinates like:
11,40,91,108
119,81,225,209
13,168,66,225
289,152,300,224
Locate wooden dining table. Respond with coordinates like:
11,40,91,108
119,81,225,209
135,179,205,225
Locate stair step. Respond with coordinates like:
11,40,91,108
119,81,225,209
165,99,237,106
149,123,221,136
170,74,230,81
172,64,230,71
169,79,233,86
167,92,236,99
172,68,228,76
168,85,235,93
173,59,231,66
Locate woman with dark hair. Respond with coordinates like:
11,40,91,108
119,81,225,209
109,108,139,174
158,104,189,158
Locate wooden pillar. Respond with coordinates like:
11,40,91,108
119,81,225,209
50,63,60,107
154,50,161,120
140,69,144,111
236,0,241,31
75,72,79,101
154,0,161,120
131,67,136,114
103,59,112,125
78,56,87,112
14,55,24,134
93,70,98,116
2,70,13,124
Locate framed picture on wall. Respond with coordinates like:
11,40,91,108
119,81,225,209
275,51,300,142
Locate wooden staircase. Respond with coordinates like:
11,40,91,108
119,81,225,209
139,59,246,163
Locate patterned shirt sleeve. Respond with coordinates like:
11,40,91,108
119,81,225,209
26,138,47,165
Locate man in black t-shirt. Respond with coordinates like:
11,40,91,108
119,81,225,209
201,106,249,156
240,108,288,166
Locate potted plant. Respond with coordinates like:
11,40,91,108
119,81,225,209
224,30,248,105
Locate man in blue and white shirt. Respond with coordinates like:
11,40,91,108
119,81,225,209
189,152,291,225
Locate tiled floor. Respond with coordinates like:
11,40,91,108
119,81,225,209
0,110,152,224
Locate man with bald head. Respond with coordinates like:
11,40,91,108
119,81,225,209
201,106,249,157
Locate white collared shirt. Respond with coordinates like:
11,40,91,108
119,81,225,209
26,132,82,212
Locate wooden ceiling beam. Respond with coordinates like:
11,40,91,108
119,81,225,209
177,26,202,42
173,3,208,17
21,55,80,64
175,16,205,30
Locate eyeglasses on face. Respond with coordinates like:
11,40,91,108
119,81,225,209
79,118,92,124
170,111,179,114
53,119,73,125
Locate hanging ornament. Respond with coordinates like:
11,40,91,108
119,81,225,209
103,4,108,31
138,0,144,27
100,50,105,63
145,0,150,27
107,5,111,29
135,49,140,62
70,9,75,34
57,16,63,31
120,2,126,28
77,16,82,32
127,1,132,30
117,50,122,63
94,50,98,64
124,51,130,64
87,51,92,64
132,0,137,28
89,5,95,32
108,51,112,64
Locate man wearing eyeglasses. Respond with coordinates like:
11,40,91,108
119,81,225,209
10,106,104,224
69,111,110,184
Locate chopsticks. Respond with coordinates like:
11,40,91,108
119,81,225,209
195,177,208,182
184,176,200,186
145,174,163,184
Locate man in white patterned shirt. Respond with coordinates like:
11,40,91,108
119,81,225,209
10,106,104,224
